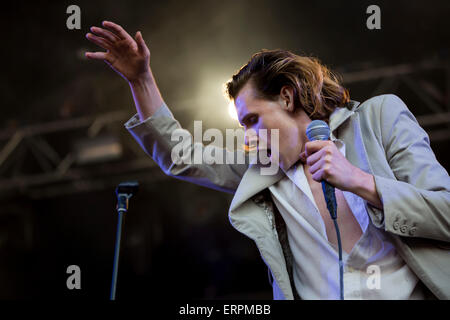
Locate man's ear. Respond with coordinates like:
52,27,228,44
280,85,295,112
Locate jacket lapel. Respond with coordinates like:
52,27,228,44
329,100,360,139
229,164,284,212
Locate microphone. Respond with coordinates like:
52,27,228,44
305,120,337,219
305,120,344,300
111,181,139,300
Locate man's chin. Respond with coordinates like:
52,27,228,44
269,150,282,167
257,149,292,171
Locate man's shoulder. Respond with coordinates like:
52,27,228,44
354,94,403,111
353,94,408,123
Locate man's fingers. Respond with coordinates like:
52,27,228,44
135,31,148,54
304,140,330,157
311,169,325,182
306,147,326,166
85,52,108,61
90,26,120,43
102,21,133,41
308,157,325,175
86,33,113,50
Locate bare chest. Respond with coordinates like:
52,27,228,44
303,165,363,253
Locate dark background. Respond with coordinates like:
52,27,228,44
0,0,449,299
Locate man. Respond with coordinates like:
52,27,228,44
85,21,450,299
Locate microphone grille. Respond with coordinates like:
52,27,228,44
306,120,330,141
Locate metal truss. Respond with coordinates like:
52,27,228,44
0,111,163,200
1,58,449,199
340,57,450,142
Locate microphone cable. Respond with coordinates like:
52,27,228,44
307,120,344,300
322,180,344,300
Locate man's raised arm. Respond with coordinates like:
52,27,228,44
85,21,249,193
85,20,163,121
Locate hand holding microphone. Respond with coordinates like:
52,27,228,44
305,120,339,219
302,120,364,194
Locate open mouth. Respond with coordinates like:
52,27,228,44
242,145,272,158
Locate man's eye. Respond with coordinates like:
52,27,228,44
248,116,257,124
242,115,258,128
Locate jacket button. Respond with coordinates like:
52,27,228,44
393,221,400,230
409,227,417,236
400,225,408,233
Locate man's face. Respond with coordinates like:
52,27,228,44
235,81,308,171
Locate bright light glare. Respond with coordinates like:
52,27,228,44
228,101,238,121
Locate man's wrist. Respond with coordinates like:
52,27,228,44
350,169,383,209
127,67,165,122
129,68,154,87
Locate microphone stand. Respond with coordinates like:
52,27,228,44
110,181,139,300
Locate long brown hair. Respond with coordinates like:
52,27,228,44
225,49,350,122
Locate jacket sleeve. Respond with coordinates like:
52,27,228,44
365,95,450,242
124,102,249,194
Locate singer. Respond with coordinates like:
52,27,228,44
85,21,450,300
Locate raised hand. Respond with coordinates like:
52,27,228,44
85,21,151,83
